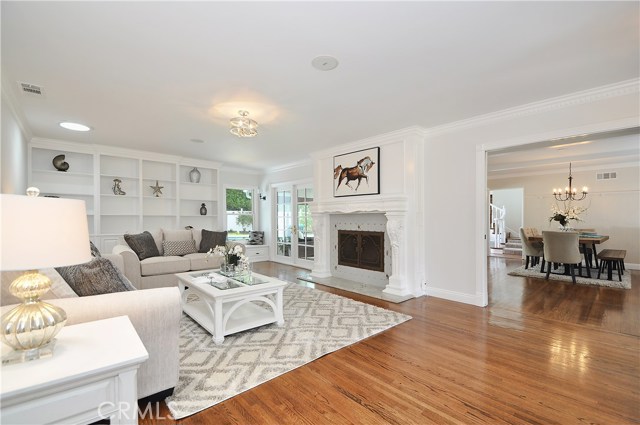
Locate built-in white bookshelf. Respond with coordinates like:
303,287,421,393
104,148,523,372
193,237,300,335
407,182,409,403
178,164,218,230
29,145,95,236
29,140,222,252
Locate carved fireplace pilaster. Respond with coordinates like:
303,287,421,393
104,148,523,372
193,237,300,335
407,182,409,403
310,213,331,278
383,212,412,297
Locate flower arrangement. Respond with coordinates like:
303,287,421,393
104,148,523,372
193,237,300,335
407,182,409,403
549,202,587,228
207,244,245,265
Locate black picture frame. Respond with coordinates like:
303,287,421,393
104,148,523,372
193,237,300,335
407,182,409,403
333,147,380,197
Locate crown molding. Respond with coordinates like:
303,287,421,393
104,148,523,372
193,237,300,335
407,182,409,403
425,78,640,138
488,160,639,180
266,158,313,173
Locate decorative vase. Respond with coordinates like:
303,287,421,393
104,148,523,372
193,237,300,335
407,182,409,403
189,167,201,183
200,203,207,215
52,154,69,172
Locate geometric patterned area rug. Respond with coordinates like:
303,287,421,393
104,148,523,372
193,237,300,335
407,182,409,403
166,283,412,419
508,265,631,289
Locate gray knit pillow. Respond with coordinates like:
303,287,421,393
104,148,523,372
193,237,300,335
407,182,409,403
124,231,160,260
56,257,136,296
163,240,197,256
199,230,228,253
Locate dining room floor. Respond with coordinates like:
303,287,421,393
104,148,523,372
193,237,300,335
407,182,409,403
490,255,639,337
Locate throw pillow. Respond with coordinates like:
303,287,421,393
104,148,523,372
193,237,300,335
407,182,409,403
163,240,197,256
56,257,136,297
124,231,160,260
90,241,101,257
199,230,228,253
247,231,265,245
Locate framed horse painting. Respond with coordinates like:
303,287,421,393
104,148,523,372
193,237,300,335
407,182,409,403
333,147,380,197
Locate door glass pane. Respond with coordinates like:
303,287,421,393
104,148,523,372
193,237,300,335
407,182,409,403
276,189,292,257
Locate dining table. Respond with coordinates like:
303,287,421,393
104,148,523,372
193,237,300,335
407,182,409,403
527,234,609,278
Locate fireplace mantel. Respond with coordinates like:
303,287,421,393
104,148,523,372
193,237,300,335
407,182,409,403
312,196,408,215
310,195,413,298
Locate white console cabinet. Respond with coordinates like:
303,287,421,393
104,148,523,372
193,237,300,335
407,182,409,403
0,316,148,425
245,244,270,262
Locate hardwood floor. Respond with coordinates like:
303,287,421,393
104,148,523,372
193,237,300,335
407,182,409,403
139,260,639,424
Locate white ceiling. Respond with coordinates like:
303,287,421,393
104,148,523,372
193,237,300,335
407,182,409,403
2,1,639,171
487,127,640,178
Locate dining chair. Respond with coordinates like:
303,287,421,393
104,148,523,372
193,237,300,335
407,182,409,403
520,227,544,271
542,231,582,284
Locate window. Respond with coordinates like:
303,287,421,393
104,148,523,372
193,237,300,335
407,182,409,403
225,188,254,240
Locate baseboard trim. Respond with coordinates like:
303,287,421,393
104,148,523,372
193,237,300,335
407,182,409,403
425,287,485,307
625,263,639,270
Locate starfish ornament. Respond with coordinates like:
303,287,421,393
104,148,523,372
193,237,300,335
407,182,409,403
150,180,164,197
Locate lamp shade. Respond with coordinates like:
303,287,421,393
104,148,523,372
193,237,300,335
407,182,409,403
1,194,92,271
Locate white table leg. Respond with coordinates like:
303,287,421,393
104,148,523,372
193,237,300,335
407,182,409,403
213,299,225,344
275,288,285,326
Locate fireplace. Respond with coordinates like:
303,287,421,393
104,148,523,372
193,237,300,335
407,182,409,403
338,230,385,272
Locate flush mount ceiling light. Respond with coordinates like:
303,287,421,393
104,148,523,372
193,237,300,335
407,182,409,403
59,122,91,132
229,110,258,138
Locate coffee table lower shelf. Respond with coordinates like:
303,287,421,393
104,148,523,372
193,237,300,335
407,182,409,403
183,297,281,342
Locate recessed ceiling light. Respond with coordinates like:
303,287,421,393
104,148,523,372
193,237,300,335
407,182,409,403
190,138,205,144
311,55,339,71
549,141,591,149
59,122,91,132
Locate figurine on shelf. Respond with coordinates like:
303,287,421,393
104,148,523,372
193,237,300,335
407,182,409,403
112,178,126,195
52,154,69,172
150,180,164,197
200,203,207,215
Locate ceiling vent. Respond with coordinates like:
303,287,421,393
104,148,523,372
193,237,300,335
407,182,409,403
19,82,44,96
596,171,617,180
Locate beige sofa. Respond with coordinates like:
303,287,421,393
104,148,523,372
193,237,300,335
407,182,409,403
112,228,245,290
0,254,181,400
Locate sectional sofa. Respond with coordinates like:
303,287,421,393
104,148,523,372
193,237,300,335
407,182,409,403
112,228,245,290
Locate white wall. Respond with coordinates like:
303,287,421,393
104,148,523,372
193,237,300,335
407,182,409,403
1,94,28,194
424,80,639,305
490,165,640,264
490,188,523,238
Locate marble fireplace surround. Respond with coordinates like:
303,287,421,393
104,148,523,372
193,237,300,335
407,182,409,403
310,196,413,298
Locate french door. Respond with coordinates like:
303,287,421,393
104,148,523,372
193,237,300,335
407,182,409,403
274,184,314,269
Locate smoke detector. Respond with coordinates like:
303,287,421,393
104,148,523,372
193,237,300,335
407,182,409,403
19,82,44,96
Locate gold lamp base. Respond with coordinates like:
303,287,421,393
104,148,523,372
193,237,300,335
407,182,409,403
1,271,67,364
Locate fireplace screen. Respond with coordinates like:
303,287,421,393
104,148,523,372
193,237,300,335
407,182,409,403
338,230,384,272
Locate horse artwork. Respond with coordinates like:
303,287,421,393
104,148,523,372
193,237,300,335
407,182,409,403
333,147,380,197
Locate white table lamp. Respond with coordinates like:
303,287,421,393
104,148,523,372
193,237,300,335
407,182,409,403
1,190,91,362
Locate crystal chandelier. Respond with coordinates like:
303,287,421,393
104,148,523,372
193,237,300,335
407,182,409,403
229,110,258,138
553,163,588,201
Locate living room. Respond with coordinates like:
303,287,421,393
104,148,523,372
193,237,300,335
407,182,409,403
1,2,639,424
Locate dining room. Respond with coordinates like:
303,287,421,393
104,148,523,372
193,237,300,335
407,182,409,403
487,128,640,335
486,127,639,326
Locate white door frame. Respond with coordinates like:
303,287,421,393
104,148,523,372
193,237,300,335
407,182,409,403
270,179,314,268
476,118,638,308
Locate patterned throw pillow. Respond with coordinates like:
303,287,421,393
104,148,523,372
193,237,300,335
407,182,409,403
199,230,228,253
89,241,101,257
247,231,264,245
124,231,160,260
163,240,197,256
56,257,136,296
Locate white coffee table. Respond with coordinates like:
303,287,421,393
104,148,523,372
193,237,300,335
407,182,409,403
175,269,287,344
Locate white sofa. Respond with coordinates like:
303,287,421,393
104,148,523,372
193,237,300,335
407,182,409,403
112,228,245,290
0,254,182,400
